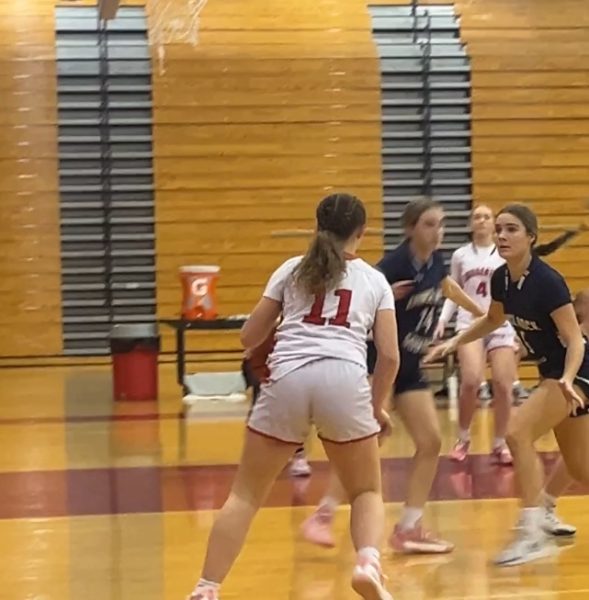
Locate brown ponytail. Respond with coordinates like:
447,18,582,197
294,193,366,296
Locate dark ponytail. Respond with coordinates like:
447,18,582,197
536,229,579,257
295,193,366,296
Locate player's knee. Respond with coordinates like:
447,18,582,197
415,430,442,457
505,422,530,450
490,377,511,401
459,377,480,398
347,485,381,504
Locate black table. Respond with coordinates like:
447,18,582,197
160,317,247,389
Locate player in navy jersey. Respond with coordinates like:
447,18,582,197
435,205,585,467
426,203,589,566
301,197,485,554
526,288,589,539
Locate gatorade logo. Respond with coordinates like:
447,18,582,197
190,277,209,297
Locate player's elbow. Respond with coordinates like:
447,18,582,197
486,312,504,329
240,321,259,349
562,328,584,352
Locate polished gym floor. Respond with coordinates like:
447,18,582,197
1,364,588,599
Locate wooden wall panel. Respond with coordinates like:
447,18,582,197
0,0,62,356
150,0,384,353
149,0,589,361
454,0,589,297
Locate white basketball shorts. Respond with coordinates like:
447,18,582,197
247,358,380,445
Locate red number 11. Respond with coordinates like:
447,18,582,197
303,289,352,328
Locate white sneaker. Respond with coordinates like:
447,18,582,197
542,507,577,537
351,559,393,600
479,382,492,405
290,455,312,478
188,587,219,600
494,529,554,566
512,382,530,406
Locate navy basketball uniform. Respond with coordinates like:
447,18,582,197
490,255,589,417
368,240,447,394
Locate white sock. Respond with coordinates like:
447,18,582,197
357,546,380,565
458,428,470,442
542,491,557,509
493,437,505,449
196,578,220,590
520,507,543,533
399,506,424,530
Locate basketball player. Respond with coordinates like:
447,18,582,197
529,288,589,538
188,193,400,600
434,206,585,465
426,204,589,566
302,197,485,553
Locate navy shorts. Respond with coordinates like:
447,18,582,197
367,342,429,396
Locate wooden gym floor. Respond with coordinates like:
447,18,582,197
1,364,589,600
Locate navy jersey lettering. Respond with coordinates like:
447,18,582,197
377,240,447,357
490,255,589,379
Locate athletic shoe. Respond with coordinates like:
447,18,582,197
449,439,470,462
389,520,454,554
351,557,393,600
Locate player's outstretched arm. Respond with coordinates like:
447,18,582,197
441,276,485,318
424,300,505,363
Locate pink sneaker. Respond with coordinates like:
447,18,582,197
449,439,470,462
301,509,335,548
491,444,513,466
188,587,218,600
389,521,454,554
351,558,393,600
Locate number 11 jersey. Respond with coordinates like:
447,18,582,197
263,255,395,382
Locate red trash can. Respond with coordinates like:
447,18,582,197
110,323,160,402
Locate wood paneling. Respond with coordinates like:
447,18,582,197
150,0,384,353
454,0,589,320
0,0,62,357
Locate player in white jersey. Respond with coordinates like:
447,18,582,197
187,193,400,600
434,205,518,464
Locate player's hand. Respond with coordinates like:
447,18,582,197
432,321,446,341
423,337,458,364
376,409,393,442
391,280,415,300
559,378,586,416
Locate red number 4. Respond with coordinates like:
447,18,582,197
303,289,352,328
476,281,488,297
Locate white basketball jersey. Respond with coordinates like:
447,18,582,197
443,243,505,329
262,255,395,381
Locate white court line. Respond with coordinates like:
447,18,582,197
435,590,589,600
